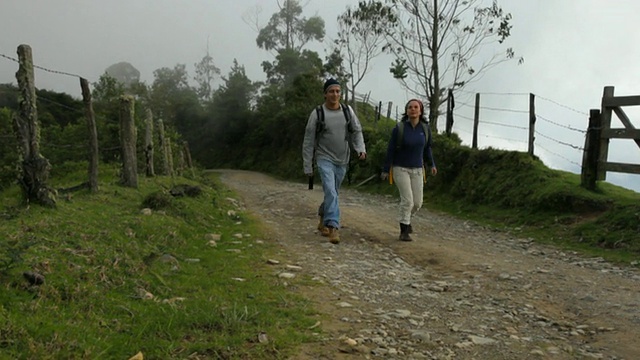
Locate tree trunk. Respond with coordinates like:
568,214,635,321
13,44,56,207
80,77,99,192
430,0,440,133
119,95,138,188
183,141,194,177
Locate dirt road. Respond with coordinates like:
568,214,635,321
216,169,640,359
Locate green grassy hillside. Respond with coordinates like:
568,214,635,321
0,164,317,360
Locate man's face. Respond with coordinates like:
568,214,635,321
324,86,341,107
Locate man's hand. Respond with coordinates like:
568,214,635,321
380,172,389,180
358,152,366,160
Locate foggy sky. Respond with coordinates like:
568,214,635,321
1,0,638,192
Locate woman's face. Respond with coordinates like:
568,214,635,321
406,100,422,119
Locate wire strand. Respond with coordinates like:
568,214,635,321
1,52,91,82
535,94,589,116
480,120,528,130
536,113,587,134
535,130,584,151
536,143,582,168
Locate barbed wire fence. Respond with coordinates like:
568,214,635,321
451,89,589,173
1,51,596,180
345,85,591,176
0,49,187,187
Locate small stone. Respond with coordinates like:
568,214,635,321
337,302,353,308
344,338,357,346
205,233,221,241
469,335,496,345
258,332,268,343
278,272,296,279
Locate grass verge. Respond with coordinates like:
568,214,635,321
0,164,318,360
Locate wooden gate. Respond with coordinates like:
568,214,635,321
581,86,640,189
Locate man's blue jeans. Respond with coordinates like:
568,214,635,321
316,158,347,229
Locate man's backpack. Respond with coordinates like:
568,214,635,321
315,103,354,138
314,103,357,184
395,119,431,151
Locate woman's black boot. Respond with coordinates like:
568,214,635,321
399,223,413,241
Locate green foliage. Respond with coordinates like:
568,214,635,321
0,107,19,191
256,0,324,52
193,52,221,103
192,60,258,168
0,238,34,274
141,191,175,210
257,0,326,85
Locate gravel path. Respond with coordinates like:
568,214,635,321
216,169,640,360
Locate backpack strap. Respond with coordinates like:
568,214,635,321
315,105,324,136
340,103,354,133
395,121,405,151
315,104,353,139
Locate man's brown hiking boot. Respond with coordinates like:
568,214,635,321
328,227,340,244
318,217,329,237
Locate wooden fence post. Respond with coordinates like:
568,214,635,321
598,86,614,180
445,89,454,136
472,93,480,149
166,137,174,176
80,77,99,192
528,93,536,156
183,141,193,169
144,108,154,177
13,44,56,206
157,119,172,176
119,95,137,188
581,109,601,190
386,101,393,119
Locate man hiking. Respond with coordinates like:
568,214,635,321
302,78,367,244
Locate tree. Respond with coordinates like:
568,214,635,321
335,0,397,106
92,74,126,162
384,0,522,131
255,0,326,85
104,62,140,88
194,46,221,103
149,64,192,124
193,59,257,167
